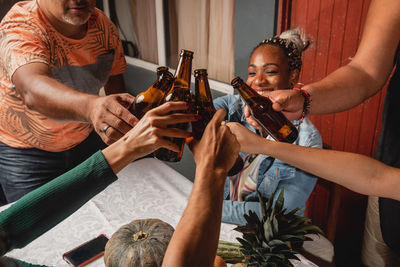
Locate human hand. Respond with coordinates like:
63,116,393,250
226,122,265,154
244,89,305,129
267,89,305,119
119,101,196,160
191,109,240,176
244,105,263,131
102,101,197,173
88,93,138,144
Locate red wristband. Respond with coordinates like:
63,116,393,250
293,84,311,126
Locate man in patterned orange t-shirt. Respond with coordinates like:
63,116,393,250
0,0,138,203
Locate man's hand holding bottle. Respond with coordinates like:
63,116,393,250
244,89,305,131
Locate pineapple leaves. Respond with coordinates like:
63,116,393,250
285,208,301,218
267,239,288,248
273,187,285,214
272,217,279,235
237,237,253,250
264,219,274,241
258,191,268,220
234,187,324,266
292,224,323,235
263,191,273,216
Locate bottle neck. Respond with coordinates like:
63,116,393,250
175,55,193,88
232,78,260,99
158,76,174,92
157,67,169,80
195,76,213,102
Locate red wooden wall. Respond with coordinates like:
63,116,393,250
278,0,388,264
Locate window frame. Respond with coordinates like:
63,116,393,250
102,0,233,94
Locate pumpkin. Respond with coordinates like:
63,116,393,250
104,218,175,267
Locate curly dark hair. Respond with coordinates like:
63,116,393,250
251,28,312,71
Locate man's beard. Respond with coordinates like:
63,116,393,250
62,12,91,26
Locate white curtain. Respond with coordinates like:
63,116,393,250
168,0,235,83
129,0,158,64
115,0,136,51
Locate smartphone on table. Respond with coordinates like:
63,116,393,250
62,234,109,267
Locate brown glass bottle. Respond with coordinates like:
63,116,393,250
156,66,170,80
231,77,298,143
192,69,244,176
191,69,216,140
154,50,194,162
131,67,174,119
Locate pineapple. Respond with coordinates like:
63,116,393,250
233,187,323,267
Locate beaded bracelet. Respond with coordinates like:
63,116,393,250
293,84,311,126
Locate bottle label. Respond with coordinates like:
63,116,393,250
278,125,292,138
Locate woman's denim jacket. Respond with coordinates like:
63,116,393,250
214,95,323,226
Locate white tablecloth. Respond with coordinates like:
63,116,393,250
3,158,321,266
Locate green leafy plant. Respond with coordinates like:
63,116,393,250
233,187,323,267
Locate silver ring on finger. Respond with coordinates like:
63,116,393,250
103,125,111,134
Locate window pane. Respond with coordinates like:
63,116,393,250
116,0,158,64
166,0,235,83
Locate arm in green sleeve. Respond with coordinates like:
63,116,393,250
0,150,118,255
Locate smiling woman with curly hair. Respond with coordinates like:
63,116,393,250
213,28,322,226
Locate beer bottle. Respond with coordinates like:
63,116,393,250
192,69,244,176
156,66,170,80
154,49,194,162
191,69,215,140
131,67,174,119
231,77,298,143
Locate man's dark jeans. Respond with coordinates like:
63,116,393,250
0,131,106,204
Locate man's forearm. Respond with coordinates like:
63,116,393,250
12,62,97,122
305,64,382,115
304,0,400,115
259,140,400,201
25,74,97,121
162,166,227,267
